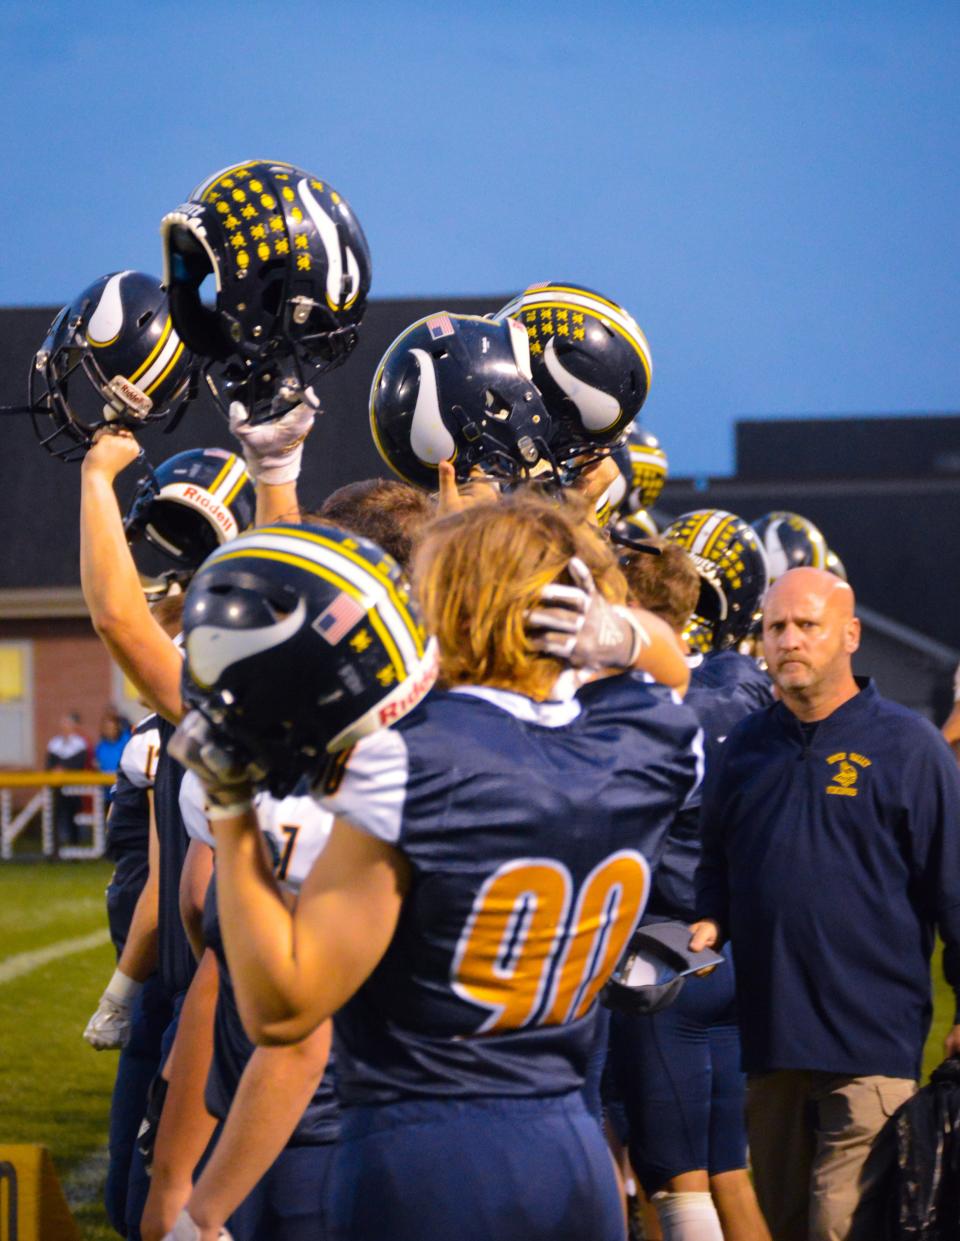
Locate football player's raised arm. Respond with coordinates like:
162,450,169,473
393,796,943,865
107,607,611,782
211,809,408,1045
184,1020,331,1234
229,399,317,527
80,430,183,722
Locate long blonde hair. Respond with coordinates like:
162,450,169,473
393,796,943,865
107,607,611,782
413,493,628,700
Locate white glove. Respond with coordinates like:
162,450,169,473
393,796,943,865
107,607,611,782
228,391,318,485
168,710,255,811
525,557,649,670
83,968,143,1050
164,1208,233,1241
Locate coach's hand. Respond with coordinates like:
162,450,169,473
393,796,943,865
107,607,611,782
689,920,721,953
83,426,141,481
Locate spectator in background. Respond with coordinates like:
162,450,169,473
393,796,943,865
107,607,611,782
95,707,132,776
691,567,960,1241
45,710,90,846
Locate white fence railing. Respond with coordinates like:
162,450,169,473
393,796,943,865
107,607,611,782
0,772,114,860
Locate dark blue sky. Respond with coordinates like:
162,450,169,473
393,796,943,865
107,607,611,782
2,1,957,474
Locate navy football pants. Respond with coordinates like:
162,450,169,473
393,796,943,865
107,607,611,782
103,975,172,1237
227,1142,336,1241
327,1092,625,1241
609,954,748,1194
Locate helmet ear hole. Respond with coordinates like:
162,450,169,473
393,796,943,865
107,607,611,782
137,310,154,328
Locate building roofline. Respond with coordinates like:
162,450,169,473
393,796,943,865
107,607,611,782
0,588,89,619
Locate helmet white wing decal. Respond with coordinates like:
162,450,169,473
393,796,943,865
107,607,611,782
299,180,343,309
543,337,620,432
409,348,456,464
187,597,307,687
762,524,791,580
344,246,360,305
506,317,533,380
87,272,133,346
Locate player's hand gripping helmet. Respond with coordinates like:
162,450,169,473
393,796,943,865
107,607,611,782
752,511,828,582
493,282,652,470
124,448,255,599
160,161,371,423
370,312,556,489
174,523,438,797
664,509,769,654
609,423,668,515
27,271,197,462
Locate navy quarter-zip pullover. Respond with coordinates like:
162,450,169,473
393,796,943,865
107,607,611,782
696,679,960,1079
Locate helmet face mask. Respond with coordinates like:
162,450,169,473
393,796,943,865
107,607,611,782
161,161,371,424
28,272,197,462
370,313,560,490
493,282,652,475
665,509,770,653
179,523,437,797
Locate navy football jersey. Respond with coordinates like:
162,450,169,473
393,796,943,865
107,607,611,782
647,649,773,922
318,675,701,1106
105,715,160,862
155,717,195,997
180,773,340,1143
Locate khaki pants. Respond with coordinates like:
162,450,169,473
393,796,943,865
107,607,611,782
746,1070,915,1241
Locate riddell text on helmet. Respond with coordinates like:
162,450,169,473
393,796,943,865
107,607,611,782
377,663,436,726
180,485,235,537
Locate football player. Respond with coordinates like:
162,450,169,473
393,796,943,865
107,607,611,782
142,777,337,1241
170,498,697,1241
609,515,772,1241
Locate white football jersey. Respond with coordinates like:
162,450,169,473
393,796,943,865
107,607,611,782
179,770,332,892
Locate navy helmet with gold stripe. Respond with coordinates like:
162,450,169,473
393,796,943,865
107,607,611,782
610,423,668,515
28,271,197,461
161,160,371,424
179,523,438,796
664,509,769,653
125,449,255,596
493,282,652,467
370,311,554,489
752,511,829,582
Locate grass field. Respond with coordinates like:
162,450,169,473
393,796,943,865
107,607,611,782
0,861,956,1239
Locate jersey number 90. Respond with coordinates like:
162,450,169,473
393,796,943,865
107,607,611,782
450,850,648,1033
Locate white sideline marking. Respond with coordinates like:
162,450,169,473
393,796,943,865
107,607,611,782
63,1144,110,1209
0,928,111,984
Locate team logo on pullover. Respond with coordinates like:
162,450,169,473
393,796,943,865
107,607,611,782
825,751,871,797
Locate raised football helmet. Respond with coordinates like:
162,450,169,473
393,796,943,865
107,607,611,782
28,272,197,461
176,523,438,796
493,282,652,465
826,548,847,580
370,312,556,489
611,424,669,514
125,448,255,597
664,510,769,653
752,511,828,582
161,160,371,423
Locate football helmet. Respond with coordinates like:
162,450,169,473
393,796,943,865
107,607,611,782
664,509,769,653
370,312,556,489
125,449,255,597
160,160,371,423
752,511,828,582
611,424,669,515
28,272,197,462
826,548,847,580
493,282,652,465
177,523,438,796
